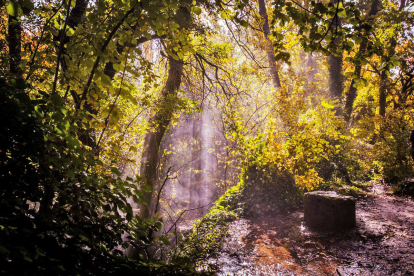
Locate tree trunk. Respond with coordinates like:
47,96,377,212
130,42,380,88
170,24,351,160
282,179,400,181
307,53,317,83
124,56,184,260
328,54,343,100
139,56,185,219
189,114,202,212
7,14,22,78
258,0,281,88
328,0,343,103
378,0,405,117
344,0,380,122
379,70,387,117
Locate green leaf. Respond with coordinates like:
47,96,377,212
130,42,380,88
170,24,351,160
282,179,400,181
141,184,152,193
337,8,346,17
240,20,248,27
346,41,354,48
79,235,88,241
126,212,132,221
0,246,10,255
6,1,20,16
111,167,121,176
51,93,64,106
19,0,34,14
66,170,75,178
392,60,401,67
177,51,184,59
193,6,201,15
321,100,334,109
66,27,75,37
159,235,170,245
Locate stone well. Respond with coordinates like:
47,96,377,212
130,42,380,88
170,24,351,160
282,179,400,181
304,191,356,232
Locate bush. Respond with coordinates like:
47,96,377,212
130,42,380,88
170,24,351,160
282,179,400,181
0,81,199,275
373,112,414,183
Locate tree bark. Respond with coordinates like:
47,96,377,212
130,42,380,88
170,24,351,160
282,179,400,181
378,0,405,117
379,70,387,117
137,5,190,222
328,0,343,103
328,54,343,100
258,0,281,88
139,56,184,219
125,55,184,259
344,0,380,122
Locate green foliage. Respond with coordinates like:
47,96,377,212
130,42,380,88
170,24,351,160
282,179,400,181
372,112,414,182
0,80,199,275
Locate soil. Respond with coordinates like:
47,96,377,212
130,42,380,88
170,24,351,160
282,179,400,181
211,184,414,275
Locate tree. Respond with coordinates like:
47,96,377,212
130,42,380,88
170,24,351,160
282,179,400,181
258,0,282,88
344,0,380,122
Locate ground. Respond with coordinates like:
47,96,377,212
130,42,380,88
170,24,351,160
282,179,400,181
210,184,414,275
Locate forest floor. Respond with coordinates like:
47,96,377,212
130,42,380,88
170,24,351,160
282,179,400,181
211,184,414,275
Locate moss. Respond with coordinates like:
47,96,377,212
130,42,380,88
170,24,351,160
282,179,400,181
176,179,245,270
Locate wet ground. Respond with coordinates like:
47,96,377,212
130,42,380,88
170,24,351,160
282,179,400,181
210,184,414,275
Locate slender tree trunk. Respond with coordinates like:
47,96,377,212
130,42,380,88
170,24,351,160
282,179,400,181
8,15,22,78
344,0,380,122
371,0,406,147
378,0,405,117
301,0,318,91
328,54,343,100
138,5,190,221
190,114,202,212
307,53,317,82
124,56,184,259
258,0,281,88
379,70,387,117
139,56,185,219
328,0,343,103
344,64,361,121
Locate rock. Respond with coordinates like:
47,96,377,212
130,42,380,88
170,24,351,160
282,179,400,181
304,191,356,231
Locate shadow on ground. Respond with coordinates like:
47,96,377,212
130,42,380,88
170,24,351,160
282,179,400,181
210,184,414,275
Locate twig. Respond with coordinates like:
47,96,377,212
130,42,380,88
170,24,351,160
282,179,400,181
51,0,72,95
75,4,138,111
154,166,175,216
26,3,64,80
165,201,215,235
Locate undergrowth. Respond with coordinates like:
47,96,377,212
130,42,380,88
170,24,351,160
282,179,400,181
174,178,245,270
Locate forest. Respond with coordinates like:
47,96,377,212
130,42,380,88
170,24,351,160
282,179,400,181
0,0,413,275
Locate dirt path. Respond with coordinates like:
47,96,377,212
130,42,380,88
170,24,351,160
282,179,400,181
212,184,414,275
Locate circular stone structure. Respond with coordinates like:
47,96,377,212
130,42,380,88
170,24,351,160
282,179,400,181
304,191,356,232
